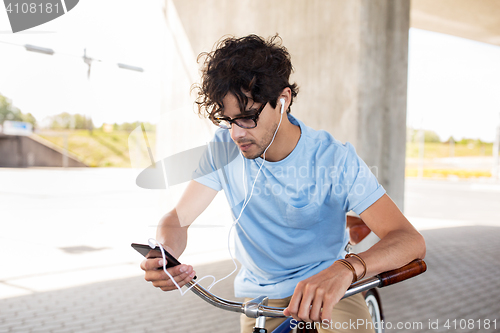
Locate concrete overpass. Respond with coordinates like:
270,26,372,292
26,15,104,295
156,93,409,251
411,0,500,47
158,0,499,210
0,134,86,168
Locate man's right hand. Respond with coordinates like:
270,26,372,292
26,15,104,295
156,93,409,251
140,255,196,292
142,181,216,292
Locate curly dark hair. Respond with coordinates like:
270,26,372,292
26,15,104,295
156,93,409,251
194,34,299,121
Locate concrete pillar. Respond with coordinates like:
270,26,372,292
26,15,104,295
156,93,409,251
161,0,410,210
355,1,410,211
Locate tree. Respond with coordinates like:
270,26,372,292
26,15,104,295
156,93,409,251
50,112,72,129
45,113,95,130
424,130,441,143
0,93,22,123
0,92,37,127
407,127,442,143
21,113,37,129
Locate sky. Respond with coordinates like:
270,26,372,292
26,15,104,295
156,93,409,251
0,0,165,127
407,29,500,142
0,1,499,142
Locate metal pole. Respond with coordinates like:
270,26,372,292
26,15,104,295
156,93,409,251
418,128,425,179
493,113,500,180
450,137,455,158
63,133,68,168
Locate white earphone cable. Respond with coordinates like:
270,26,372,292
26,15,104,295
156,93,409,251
152,99,285,295
208,100,285,289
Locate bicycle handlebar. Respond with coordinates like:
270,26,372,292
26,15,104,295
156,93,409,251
377,258,427,287
185,259,427,318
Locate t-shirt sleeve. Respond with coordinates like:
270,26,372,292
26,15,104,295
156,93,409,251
340,143,386,214
192,141,223,191
191,131,241,191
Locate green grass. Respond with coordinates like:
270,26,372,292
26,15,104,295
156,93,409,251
406,142,493,159
38,129,156,167
405,168,492,179
405,142,494,179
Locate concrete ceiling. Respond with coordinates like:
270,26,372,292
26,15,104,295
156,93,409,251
410,0,500,47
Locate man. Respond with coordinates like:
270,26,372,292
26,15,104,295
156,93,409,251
141,34,426,333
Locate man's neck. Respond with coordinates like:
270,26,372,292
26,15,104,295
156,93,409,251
261,115,301,162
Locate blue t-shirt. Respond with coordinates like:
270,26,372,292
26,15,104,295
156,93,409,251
193,115,385,298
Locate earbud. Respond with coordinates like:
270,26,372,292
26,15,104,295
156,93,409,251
280,98,285,114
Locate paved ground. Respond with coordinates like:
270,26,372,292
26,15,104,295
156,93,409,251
1,169,500,332
2,226,500,333
380,225,500,333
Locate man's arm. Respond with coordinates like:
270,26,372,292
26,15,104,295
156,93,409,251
284,194,426,322
140,180,218,291
352,194,426,276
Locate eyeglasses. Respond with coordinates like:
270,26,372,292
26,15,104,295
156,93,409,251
211,102,267,129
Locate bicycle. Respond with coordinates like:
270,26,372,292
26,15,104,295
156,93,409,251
136,214,426,333
182,258,427,333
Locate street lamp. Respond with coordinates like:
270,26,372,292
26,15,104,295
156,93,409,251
24,44,54,55
118,63,144,72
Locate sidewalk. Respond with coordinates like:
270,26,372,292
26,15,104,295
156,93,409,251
2,225,499,333
1,169,499,332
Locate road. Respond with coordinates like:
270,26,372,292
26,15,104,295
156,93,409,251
405,178,500,225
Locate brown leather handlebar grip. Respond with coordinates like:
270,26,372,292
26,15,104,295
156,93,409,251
377,259,427,288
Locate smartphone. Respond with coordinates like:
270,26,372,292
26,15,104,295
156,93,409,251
132,243,198,280
131,243,182,270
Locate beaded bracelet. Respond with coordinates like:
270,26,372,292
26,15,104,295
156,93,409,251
336,259,357,283
345,253,367,280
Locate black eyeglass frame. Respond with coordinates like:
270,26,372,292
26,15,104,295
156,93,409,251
211,102,267,129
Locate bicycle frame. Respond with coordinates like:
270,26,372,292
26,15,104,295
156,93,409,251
184,259,427,333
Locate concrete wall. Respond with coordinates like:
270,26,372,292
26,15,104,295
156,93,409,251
0,135,86,168
161,0,409,210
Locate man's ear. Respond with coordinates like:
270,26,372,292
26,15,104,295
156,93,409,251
278,87,292,112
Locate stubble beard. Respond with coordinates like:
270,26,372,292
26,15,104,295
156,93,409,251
240,121,279,160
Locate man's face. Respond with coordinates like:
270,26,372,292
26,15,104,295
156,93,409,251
221,93,279,159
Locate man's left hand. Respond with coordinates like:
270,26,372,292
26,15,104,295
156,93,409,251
283,262,353,322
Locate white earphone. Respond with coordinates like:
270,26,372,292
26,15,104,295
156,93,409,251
151,96,289,297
